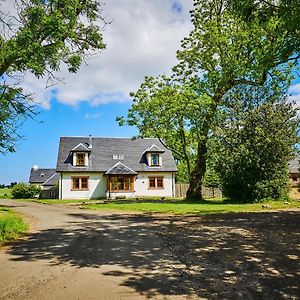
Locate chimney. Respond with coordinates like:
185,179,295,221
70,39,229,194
88,134,92,149
33,165,38,170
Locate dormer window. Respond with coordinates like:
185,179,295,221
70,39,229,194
76,153,86,166
150,153,160,166
144,144,165,167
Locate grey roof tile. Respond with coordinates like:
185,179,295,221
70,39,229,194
42,173,59,186
29,168,56,184
105,162,137,175
56,137,177,173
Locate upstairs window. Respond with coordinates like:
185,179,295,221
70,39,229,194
76,153,86,166
150,153,159,166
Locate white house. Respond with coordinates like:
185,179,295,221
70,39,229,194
56,136,177,199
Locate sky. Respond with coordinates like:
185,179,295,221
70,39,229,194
1,0,300,185
0,0,194,185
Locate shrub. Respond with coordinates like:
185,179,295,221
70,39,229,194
0,209,28,245
12,183,41,199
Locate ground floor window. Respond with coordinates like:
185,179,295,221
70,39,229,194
71,176,89,191
148,176,164,189
108,176,134,191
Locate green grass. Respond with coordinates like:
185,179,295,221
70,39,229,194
0,206,28,245
15,199,102,205
83,198,300,215
0,188,12,198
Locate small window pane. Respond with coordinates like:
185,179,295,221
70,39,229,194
149,177,156,188
111,177,118,190
81,178,88,189
157,177,163,188
77,153,85,166
125,177,131,190
151,154,159,166
73,178,80,189
118,177,125,190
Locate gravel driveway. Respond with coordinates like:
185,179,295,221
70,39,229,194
0,199,299,300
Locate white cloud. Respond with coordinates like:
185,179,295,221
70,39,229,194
84,112,101,119
4,0,193,108
289,83,300,106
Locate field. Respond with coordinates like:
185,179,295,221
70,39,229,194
0,206,28,245
83,198,300,214
0,188,12,198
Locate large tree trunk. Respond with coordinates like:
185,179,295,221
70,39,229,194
186,137,208,200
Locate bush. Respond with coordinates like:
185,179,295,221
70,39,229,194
11,183,41,199
0,208,28,245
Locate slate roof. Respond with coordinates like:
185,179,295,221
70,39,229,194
71,143,91,152
105,162,137,175
56,137,177,173
29,168,57,184
42,173,59,186
144,144,165,153
289,157,299,174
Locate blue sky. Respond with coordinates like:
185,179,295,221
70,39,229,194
0,0,193,185
0,101,137,184
1,0,300,185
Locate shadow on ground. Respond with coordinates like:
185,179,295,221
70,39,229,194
7,210,300,299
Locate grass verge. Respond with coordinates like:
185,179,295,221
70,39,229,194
0,206,28,245
83,198,300,215
0,188,12,199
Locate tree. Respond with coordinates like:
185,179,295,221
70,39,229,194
0,0,106,153
120,0,299,199
215,86,298,202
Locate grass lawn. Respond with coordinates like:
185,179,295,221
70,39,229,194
0,206,28,245
83,198,300,214
14,199,102,205
0,188,12,199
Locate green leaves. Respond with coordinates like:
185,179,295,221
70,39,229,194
0,0,106,153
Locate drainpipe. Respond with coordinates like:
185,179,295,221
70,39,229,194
172,173,174,197
60,173,63,199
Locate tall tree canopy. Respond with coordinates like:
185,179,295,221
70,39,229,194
120,0,300,199
215,85,298,202
0,0,106,153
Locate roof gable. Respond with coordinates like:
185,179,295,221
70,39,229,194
144,144,165,153
105,162,137,175
71,143,91,152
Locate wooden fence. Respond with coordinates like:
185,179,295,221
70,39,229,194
175,183,222,198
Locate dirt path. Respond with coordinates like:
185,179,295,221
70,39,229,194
0,199,299,299
0,199,190,300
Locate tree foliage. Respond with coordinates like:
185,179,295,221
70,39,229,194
12,182,41,198
215,86,298,201
0,0,106,153
121,0,299,200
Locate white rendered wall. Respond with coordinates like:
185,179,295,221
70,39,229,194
61,172,176,199
60,172,106,199
106,172,175,199
135,172,174,197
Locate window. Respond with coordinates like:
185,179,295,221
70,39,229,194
150,153,160,166
108,176,134,191
76,153,86,166
72,177,89,190
148,176,164,189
